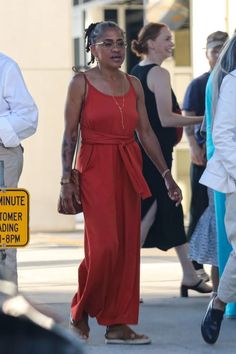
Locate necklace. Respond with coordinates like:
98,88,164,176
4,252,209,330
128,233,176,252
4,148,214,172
98,68,126,129
109,78,125,129
111,90,125,129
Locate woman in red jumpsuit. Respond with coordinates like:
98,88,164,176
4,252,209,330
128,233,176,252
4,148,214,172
59,21,182,344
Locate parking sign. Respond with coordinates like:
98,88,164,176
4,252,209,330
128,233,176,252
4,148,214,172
0,189,29,248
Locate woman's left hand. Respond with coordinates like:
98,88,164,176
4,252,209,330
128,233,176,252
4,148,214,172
163,172,182,206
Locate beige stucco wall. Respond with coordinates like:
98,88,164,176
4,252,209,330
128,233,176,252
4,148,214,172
0,0,75,231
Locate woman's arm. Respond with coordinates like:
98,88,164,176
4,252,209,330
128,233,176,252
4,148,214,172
61,73,85,180
148,66,203,127
131,76,182,206
59,73,85,213
183,111,206,166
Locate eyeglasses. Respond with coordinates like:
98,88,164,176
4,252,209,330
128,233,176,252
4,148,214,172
95,39,127,49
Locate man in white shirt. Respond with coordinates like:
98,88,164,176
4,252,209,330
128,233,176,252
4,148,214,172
200,34,236,344
0,52,38,287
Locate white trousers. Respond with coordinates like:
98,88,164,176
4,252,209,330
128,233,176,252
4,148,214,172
218,191,236,303
0,145,23,287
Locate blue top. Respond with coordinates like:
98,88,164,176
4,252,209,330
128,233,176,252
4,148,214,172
205,73,214,160
182,72,210,145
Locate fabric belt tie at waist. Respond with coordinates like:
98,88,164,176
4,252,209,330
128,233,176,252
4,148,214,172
81,128,151,199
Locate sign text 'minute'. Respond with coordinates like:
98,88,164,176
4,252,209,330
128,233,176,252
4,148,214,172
0,189,29,248
0,195,25,206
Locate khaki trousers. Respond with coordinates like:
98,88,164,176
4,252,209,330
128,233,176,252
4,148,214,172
0,145,23,287
218,191,236,303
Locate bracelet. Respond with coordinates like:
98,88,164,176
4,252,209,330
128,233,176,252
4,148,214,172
60,177,71,185
161,169,170,179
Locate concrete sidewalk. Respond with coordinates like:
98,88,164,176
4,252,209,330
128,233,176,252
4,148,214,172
17,231,236,354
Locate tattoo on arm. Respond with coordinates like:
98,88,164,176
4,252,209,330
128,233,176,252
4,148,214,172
62,135,77,175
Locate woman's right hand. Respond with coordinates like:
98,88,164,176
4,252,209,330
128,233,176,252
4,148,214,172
59,183,81,214
163,172,182,206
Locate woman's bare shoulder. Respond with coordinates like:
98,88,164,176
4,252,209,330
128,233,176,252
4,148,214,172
148,66,170,91
128,74,143,93
71,69,89,84
149,65,170,78
69,69,92,95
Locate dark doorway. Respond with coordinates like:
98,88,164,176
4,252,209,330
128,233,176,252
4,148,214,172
125,9,143,73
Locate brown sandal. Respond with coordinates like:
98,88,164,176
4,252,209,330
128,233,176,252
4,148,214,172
70,312,90,339
105,324,151,345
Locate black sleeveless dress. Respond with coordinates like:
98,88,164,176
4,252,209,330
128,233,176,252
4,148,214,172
131,63,187,251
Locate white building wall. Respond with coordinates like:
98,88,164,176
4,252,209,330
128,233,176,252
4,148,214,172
227,0,236,35
0,0,75,231
191,0,227,77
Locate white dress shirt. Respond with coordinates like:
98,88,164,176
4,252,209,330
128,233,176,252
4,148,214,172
200,69,236,193
0,52,38,147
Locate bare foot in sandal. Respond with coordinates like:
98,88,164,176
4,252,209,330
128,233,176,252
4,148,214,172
105,324,151,345
70,312,90,339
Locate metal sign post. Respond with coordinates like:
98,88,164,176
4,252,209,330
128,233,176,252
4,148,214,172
0,161,5,188
0,161,30,248
0,161,6,264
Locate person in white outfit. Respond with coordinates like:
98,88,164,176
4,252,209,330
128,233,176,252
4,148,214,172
200,34,236,344
0,52,38,287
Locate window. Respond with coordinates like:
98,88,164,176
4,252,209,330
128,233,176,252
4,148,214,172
173,0,190,66
174,28,190,66
146,0,190,67
104,9,118,23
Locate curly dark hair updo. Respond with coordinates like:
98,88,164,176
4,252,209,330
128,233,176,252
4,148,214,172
84,21,125,65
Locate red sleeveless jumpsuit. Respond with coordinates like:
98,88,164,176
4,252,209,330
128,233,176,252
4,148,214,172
71,74,151,325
